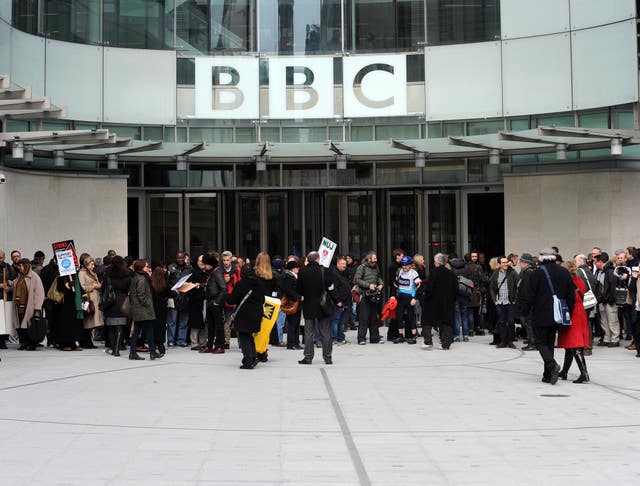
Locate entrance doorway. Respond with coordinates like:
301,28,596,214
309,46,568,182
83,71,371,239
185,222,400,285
467,192,504,259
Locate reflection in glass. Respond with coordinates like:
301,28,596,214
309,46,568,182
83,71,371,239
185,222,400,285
283,165,327,186
376,162,420,185
149,197,180,266
427,192,456,265
239,195,260,258
189,165,233,187
144,164,187,187
12,0,39,34
267,194,286,257
426,0,500,46
189,196,218,257
103,0,167,49
347,193,373,258
390,193,416,255
44,0,101,44
259,0,342,54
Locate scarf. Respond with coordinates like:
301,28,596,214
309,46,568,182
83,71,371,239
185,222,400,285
14,275,29,316
72,275,84,319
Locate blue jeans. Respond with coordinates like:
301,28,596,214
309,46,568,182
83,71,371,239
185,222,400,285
330,307,347,342
454,298,469,338
275,309,286,343
166,308,188,345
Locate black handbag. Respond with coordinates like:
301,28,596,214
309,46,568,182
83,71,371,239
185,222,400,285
28,309,48,343
99,278,116,311
319,267,335,318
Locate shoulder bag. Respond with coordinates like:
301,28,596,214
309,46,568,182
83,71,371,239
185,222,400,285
540,266,571,326
225,290,252,328
46,278,65,304
28,308,48,343
578,268,597,310
281,295,300,315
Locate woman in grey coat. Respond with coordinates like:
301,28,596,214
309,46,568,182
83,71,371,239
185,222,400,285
129,259,160,360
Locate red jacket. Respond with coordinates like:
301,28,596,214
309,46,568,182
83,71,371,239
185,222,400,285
557,275,590,348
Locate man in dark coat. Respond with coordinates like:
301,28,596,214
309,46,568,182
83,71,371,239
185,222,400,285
330,256,352,345
386,248,405,341
516,253,537,351
421,253,458,350
521,248,575,384
297,251,335,365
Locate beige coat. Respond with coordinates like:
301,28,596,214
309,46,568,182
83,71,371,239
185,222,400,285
79,268,104,329
13,270,45,329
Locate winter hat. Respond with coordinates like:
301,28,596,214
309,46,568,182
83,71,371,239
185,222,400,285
520,253,535,265
539,248,557,262
400,256,413,266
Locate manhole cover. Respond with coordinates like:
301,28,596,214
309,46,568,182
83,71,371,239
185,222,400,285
540,394,570,397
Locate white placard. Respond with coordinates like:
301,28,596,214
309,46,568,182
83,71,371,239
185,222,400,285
318,237,337,268
268,56,334,119
55,250,77,276
171,273,193,292
195,57,260,119
343,54,407,118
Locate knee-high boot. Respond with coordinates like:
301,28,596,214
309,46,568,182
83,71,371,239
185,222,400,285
559,349,573,380
112,326,123,357
573,348,589,383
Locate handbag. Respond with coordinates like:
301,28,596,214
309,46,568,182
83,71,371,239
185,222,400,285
540,266,571,326
578,269,597,310
319,267,335,318
99,278,116,311
46,278,64,304
28,309,48,343
121,295,131,318
82,294,96,315
280,295,300,315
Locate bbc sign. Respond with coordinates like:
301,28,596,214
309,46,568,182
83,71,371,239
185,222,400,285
194,54,408,119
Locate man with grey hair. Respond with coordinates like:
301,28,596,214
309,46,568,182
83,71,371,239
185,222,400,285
354,251,384,345
297,251,336,364
421,253,457,350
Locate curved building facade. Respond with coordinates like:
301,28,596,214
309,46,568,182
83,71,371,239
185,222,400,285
0,0,639,264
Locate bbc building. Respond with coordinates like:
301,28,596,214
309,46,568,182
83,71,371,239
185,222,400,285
0,0,639,266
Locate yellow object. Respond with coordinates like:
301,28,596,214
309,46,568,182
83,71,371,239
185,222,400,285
253,296,281,354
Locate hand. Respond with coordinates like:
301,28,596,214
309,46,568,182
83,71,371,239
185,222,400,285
93,282,102,289
633,271,639,278
369,284,377,290
376,284,383,291
620,273,628,281
410,298,416,307
337,302,343,308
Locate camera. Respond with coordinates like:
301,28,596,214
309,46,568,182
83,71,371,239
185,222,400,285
0,173,6,184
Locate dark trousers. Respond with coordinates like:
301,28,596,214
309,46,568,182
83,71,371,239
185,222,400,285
439,323,454,349
131,320,155,353
495,304,515,345
206,306,224,348
631,310,640,348
286,311,301,347
357,300,380,343
396,294,416,335
387,318,400,340
521,316,535,346
304,316,332,362
421,309,433,345
534,326,558,376
238,331,256,366
17,328,36,348
154,320,166,346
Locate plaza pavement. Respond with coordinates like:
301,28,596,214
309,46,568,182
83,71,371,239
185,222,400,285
0,330,639,486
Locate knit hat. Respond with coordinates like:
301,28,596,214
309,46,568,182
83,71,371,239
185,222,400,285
539,248,557,261
520,253,535,265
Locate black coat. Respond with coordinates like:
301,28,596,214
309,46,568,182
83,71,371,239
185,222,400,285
102,274,131,319
152,286,170,327
206,268,228,307
186,268,208,329
297,262,335,320
52,275,84,343
330,266,351,305
422,265,457,325
227,274,265,333
520,261,576,327
280,271,301,301
596,262,618,305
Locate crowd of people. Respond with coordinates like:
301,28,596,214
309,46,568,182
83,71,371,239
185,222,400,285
1,244,639,381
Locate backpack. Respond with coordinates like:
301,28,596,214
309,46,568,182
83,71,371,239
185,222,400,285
457,275,474,298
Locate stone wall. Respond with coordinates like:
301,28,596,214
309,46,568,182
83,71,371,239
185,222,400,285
0,167,127,262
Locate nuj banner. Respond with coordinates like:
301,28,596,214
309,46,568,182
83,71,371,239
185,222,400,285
318,237,337,268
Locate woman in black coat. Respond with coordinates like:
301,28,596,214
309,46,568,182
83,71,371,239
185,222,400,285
151,266,170,356
282,259,302,349
187,255,208,350
227,265,265,369
101,256,131,357
53,274,85,351
421,255,458,350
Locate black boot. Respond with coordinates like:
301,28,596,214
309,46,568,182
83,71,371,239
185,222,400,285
572,348,589,383
112,327,123,357
559,349,573,380
157,343,166,357
129,349,145,360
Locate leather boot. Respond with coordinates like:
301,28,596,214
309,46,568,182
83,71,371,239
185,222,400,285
559,349,573,380
572,348,589,383
112,326,122,357
129,349,145,360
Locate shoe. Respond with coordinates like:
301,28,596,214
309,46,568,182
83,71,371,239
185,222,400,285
178,343,188,348
199,346,213,353
549,364,560,385
149,350,161,360
521,345,537,351
17,344,26,351
336,340,348,345
239,362,255,369
572,349,590,383
507,343,516,349
136,346,149,353
597,341,608,347
256,352,268,362
393,337,405,344
190,345,201,351
463,337,469,342
213,347,225,354
625,343,636,350
440,346,450,351
406,338,417,345
0,341,7,350
167,343,175,348
421,343,433,349
584,348,592,356
128,352,145,360
488,341,497,346
298,359,312,365
541,375,551,383
324,358,333,365
496,344,507,349
475,330,485,336
314,343,322,348
453,337,460,342
608,342,620,348
224,343,230,349
358,341,366,345
274,342,286,347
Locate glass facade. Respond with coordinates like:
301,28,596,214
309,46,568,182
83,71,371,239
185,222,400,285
426,0,500,46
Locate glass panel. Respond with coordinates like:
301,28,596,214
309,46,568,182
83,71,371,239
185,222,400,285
467,119,503,135
615,111,633,129
347,193,373,258
428,192,456,265
376,162,421,185
347,0,425,52
238,195,261,258
121,163,142,186
443,122,464,136
189,127,233,143
149,196,180,266
328,126,344,141
127,197,140,258
189,196,217,257
144,164,187,187
375,124,420,140
236,127,256,142
427,122,442,138
426,0,500,46
75,122,98,130
237,164,280,187
175,0,209,53
105,124,142,139
12,0,39,34
259,0,341,54
288,192,304,257
324,193,341,246
424,159,465,183
189,164,234,188
267,194,287,257
467,193,504,259
260,127,281,142
304,192,324,254
351,125,373,141
578,112,609,128
328,162,373,185
42,120,71,131
390,192,416,256
407,53,425,82
143,126,163,140
533,113,574,128
282,127,327,142
468,158,510,182
509,118,529,131
68,160,97,169
177,57,195,85
103,0,167,49
211,0,255,51
44,0,101,44
283,164,327,186
6,120,31,132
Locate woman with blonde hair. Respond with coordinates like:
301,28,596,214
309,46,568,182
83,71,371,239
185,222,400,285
487,257,500,345
254,251,278,362
78,257,104,349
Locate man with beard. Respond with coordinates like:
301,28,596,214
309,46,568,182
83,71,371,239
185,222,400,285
354,251,384,345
